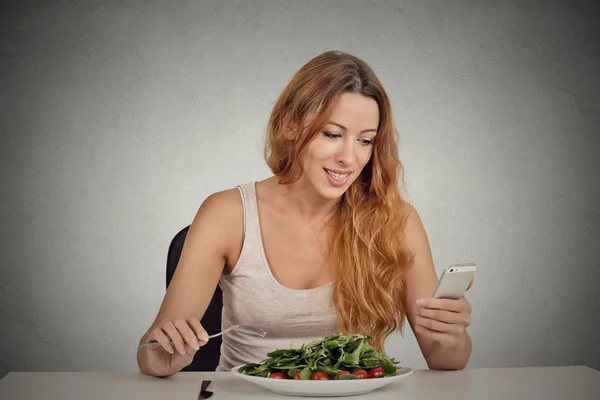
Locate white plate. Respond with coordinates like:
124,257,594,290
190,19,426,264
230,365,414,397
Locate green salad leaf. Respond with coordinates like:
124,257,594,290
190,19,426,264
237,333,400,379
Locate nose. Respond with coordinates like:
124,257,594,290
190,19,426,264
334,139,356,167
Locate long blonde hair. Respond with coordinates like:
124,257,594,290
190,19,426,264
264,51,414,351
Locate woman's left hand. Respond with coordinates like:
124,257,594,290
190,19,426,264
413,279,473,348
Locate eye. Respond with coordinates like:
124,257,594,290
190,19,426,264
358,138,374,146
322,131,342,139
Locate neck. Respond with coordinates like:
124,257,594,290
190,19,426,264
271,176,340,223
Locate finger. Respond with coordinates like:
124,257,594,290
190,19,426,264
413,325,455,348
172,318,200,351
419,307,467,325
415,315,464,335
466,277,475,291
148,328,174,354
187,318,209,346
421,298,465,312
162,321,186,355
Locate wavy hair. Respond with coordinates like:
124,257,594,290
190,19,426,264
264,51,414,351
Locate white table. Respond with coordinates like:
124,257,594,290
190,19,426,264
1,366,599,399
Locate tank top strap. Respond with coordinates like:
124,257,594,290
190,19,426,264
235,181,262,257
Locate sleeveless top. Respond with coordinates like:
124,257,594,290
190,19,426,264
215,182,340,371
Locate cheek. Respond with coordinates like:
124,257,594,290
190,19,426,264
307,139,333,162
303,143,326,172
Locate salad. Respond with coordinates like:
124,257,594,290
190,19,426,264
237,333,400,380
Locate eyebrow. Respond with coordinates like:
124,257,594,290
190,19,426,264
328,121,377,134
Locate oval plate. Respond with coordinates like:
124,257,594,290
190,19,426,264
230,365,414,397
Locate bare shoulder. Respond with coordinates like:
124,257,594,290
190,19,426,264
402,203,427,242
195,187,243,224
188,187,244,267
402,203,435,281
182,186,244,255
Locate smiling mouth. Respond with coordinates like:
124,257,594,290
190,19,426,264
324,168,350,181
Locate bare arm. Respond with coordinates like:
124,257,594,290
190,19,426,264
404,206,473,370
137,189,242,376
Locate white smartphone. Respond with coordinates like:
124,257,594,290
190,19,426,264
431,263,476,300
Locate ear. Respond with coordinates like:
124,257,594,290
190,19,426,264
283,125,298,140
282,113,299,141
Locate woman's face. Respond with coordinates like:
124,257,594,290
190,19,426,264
301,92,380,199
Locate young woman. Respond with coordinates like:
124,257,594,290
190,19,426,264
137,50,474,377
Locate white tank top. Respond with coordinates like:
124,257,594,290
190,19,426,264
216,182,340,371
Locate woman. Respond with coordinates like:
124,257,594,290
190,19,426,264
137,50,473,377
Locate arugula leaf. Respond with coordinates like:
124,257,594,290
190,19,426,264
380,356,397,374
344,337,365,366
316,364,340,376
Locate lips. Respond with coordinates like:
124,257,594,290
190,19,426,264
324,168,351,188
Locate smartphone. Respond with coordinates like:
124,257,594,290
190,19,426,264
431,263,476,300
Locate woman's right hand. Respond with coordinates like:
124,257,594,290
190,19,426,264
141,317,209,376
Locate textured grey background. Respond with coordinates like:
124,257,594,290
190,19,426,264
1,0,599,379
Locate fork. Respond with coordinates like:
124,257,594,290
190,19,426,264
138,325,267,348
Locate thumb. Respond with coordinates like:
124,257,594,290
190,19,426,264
466,277,475,291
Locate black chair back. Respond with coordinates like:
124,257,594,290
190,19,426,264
166,226,223,371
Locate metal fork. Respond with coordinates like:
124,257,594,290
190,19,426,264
138,325,267,348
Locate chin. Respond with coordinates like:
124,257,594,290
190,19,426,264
317,181,353,200
319,189,345,200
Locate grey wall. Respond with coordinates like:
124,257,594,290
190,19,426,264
1,0,599,379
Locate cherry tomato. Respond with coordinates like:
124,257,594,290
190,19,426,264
293,373,302,380
312,372,331,380
269,372,288,379
336,371,351,380
352,369,368,379
368,368,386,378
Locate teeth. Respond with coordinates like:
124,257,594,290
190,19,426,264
326,169,349,181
